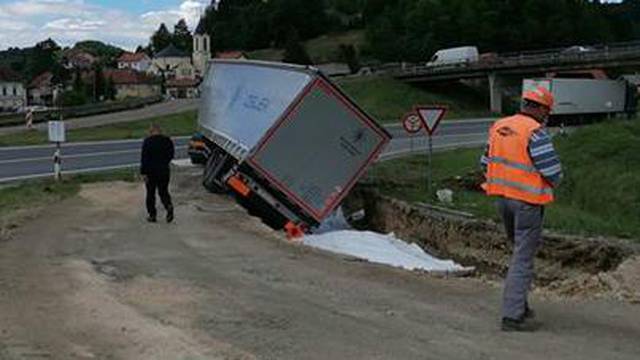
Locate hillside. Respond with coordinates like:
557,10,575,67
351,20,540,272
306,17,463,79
248,30,366,64
336,76,490,122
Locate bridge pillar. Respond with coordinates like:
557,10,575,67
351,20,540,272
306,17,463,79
488,73,503,114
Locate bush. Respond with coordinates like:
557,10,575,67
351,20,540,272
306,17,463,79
60,90,89,107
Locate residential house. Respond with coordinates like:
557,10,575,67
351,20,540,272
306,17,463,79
149,44,195,80
63,50,97,70
166,78,200,99
28,71,54,106
0,67,26,112
104,69,161,100
118,52,152,72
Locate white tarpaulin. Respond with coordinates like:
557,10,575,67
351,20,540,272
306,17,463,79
303,230,473,273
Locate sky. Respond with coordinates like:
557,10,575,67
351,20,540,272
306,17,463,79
0,0,212,51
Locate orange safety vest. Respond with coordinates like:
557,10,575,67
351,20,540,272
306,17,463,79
482,114,554,205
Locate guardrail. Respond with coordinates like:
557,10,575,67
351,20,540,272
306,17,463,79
0,95,164,128
391,42,640,78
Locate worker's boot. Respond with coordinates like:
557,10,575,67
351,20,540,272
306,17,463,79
147,215,157,223
501,317,539,332
166,206,174,223
524,305,536,320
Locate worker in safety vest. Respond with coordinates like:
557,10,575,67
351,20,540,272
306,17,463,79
480,85,563,332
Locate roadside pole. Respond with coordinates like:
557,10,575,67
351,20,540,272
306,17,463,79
48,121,66,181
427,133,433,194
401,112,424,176
415,106,447,197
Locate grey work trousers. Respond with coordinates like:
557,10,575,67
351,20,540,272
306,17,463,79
497,197,544,320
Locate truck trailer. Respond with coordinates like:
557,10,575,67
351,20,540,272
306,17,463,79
522,78,637,123
197,60,391,236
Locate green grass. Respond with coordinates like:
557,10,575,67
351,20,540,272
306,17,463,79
248,30,366,63
367,118,640,240
0,169,138,220
0,111,197,147
336,76,490,123
305,30,366,64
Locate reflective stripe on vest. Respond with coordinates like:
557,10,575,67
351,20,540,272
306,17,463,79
482,114,554,205
484,178,553,196
486,156,538,173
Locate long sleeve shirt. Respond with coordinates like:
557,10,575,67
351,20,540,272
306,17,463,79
140,134,175,177
481,127,563,187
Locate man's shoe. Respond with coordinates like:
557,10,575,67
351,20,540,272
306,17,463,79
166,207,174,223
501,317,539,332
147,216,157,223
524,306,536,320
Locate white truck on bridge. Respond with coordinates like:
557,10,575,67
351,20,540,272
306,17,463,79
427,46,479,68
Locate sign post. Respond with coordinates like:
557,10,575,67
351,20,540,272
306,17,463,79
415,106,447,195
48,121,66,181
401,112,423,154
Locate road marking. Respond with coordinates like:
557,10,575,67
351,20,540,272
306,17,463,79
378,140,485,161
0,158,190,183
385,118,496,129
0,146,188,165
0,136,191,151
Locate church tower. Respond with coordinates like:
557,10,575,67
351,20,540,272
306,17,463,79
192,18,211,77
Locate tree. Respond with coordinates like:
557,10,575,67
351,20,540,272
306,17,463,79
72,69,85,94
173,19,193,53
282,30,312,65
105,77,116,101
25,38,60,81
150,23,173,54
339,44,360,73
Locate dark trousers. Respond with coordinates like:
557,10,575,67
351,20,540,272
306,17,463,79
145,174,173,218
497,197,544,320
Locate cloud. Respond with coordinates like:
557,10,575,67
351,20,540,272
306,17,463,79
0,0,210,51
45,18,105,31
141,0,207,30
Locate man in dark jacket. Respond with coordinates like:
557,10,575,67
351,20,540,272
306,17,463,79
140,123,175,223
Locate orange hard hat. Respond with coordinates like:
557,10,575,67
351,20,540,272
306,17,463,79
522,85,554,109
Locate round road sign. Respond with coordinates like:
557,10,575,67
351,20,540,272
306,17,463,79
402,113,423,134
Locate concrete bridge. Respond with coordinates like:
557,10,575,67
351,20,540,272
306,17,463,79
392,41,640,113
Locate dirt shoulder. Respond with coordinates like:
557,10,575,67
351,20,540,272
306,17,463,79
0,169,639,360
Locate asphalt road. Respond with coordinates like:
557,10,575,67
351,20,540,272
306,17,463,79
0,138,190,182
0,118,494,183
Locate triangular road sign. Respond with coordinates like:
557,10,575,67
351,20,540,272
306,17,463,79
415,106,447,135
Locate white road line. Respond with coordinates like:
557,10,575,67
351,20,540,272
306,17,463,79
385,118,496,129
0,136,191,151
0,145,188,165
378,141,485,161
0,158,190,183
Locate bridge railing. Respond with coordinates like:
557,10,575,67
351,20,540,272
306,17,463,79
392,42,640,77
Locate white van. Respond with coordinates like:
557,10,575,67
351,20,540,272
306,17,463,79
426,46,479,68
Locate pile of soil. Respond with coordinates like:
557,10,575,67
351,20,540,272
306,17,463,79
344,185,640,301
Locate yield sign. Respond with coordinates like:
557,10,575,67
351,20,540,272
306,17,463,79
415,106,447,135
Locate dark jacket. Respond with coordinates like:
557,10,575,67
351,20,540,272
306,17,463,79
140,134,175,177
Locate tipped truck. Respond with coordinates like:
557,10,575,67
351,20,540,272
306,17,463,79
198,60,391,235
